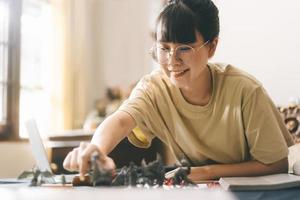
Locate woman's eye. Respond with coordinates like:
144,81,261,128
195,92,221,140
158,47,169,52
178,46,192,52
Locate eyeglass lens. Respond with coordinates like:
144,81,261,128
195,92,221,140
156,45,194,65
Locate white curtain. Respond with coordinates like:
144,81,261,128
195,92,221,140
50,0,103,130
48,0,161,131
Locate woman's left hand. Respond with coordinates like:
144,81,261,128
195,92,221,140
188,165,214,181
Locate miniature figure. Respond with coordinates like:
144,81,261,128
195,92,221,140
90,153,114,186
74,153,196,187
18,167,54,186
278,105,300,143
89,154,165,187
164,157,195,186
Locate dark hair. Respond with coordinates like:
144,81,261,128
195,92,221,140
155,0,219,44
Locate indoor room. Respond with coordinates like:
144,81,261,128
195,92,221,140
0,0,300,199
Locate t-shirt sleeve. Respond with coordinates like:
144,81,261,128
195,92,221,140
242,86,294,164
118,77,157,148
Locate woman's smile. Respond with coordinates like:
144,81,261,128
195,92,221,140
170,68,190,79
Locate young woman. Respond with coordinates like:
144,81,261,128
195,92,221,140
63,0,294,181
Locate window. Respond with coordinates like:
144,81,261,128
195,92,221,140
0,0,162,140
0,0,20,139
0,0,9,126
19,0,53,138
0,0,53,139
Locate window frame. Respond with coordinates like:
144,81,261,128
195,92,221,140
0,0,22,140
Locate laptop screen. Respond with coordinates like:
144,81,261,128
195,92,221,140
25,119,52,173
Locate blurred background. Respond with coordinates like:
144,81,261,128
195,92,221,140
0,0,300,178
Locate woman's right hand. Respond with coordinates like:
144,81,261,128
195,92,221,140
63,142,116,179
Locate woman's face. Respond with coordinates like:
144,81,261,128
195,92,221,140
156,31,211,89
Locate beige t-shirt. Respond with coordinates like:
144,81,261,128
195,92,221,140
118,63,294,166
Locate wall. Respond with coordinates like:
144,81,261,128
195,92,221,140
70,0,161,127
95,0,161,88
212,0,300,106
0,142,35,178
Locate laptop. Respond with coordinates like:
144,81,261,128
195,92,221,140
25,119,76,184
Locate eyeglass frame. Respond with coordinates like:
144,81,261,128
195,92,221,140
150,40,210,65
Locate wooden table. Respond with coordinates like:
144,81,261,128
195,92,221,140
2,182,300,200
0,184,235,200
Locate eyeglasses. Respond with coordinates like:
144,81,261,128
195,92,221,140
150,40,209,65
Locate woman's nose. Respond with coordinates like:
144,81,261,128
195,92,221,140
168,49,182,65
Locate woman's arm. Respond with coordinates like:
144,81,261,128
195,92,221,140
188,157,288,181
63,110,136,177
90,110,136,155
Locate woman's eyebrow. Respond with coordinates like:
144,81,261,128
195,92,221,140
157,42,171,47
157,40,169,44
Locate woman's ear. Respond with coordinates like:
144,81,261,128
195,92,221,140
208,37,219,58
